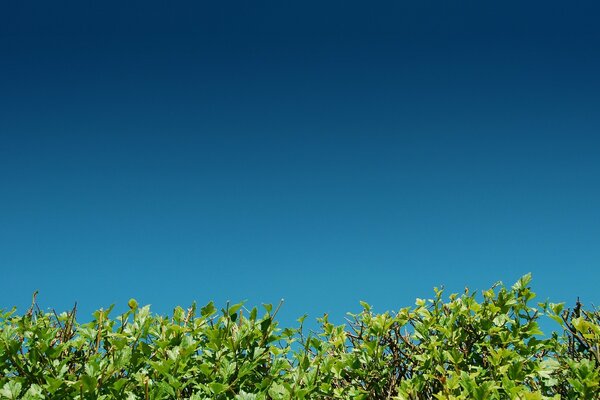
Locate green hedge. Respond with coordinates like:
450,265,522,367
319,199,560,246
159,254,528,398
1,274,599,399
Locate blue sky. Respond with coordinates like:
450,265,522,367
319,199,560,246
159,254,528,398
1,1,600,328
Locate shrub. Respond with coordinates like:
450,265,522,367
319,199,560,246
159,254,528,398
1,274,598,399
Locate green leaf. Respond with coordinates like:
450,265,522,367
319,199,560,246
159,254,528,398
209,382,228,394
0,381,22,400
359,301,371,311
512,273,532,291
200,301,216,317
262,303,273,314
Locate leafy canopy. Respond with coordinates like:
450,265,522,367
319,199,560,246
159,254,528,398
1,274,599,399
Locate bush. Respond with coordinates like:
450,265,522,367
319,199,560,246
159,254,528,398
1,274,598,399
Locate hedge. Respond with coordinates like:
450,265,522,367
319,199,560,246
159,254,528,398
1,274,599,399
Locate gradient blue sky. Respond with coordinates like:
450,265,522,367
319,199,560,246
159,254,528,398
2,1,600,327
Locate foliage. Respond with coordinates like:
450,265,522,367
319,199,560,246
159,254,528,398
1,275,599,399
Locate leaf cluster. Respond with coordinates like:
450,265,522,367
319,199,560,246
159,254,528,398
1,275,599,399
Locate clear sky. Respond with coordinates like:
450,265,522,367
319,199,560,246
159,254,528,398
1,1,599,328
